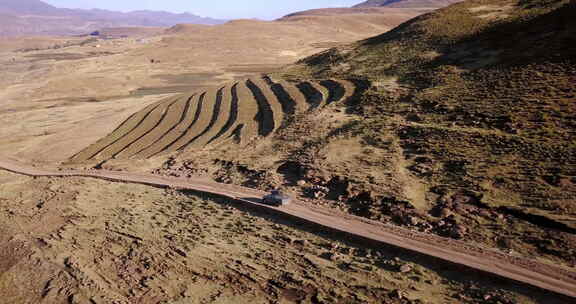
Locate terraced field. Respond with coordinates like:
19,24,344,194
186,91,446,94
71,76,361,162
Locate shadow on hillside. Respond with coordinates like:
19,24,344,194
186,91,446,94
178,189,572,304
356,0,576,90
435,0,576,69
239,197,261,203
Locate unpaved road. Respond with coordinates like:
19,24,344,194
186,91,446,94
0,158,575,299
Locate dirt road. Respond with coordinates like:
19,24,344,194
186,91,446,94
0,158,575,299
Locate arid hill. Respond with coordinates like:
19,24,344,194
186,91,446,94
283,6,430,17
0,7,420,162
37,0,575,272
353,0,464,8
284,0,575,267
60,0,576,272
1,1,575,303
69,76,360,162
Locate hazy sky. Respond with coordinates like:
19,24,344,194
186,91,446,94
43,0,362,20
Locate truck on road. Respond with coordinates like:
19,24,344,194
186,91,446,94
262,189,291,206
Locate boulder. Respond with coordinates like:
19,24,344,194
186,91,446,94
399,264,413,273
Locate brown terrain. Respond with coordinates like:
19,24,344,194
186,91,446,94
1,159,575,299
1,0,575,303
0,8,422,163
3,164,572,304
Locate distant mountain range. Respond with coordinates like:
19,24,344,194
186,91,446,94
0,0,225,36
353,0,464,8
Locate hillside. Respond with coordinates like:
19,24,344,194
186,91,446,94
353,0,464,8
277,7,424,39
50,0,576,274
48,0,576,271
0,0,224,36
1,0,576,302
281,0,576,267
69,76,359,162
0,9,417,160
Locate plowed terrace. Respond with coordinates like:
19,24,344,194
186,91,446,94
71,76,359,162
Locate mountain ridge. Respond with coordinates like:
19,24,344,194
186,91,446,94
0,0,224,36
0,0,60,15
353,0,464,8
283,0,460,20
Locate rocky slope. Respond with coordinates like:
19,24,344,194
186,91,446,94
278,0,576,267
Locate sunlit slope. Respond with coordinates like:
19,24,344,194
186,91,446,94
71,76,362,161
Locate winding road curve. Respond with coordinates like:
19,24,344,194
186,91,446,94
0,158,575,299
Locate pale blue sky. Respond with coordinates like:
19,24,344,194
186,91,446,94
44,0,362,20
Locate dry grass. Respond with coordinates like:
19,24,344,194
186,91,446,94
2,170,564,303
137,94,200,158
96,96,180,160
71,77,359,162
280,0,576,267
70,98,167,162
117,95,190,158
184,85,234,149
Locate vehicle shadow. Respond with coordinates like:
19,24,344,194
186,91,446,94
178,189,570,304
239,197,262,203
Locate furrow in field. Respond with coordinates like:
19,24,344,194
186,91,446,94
207,83,239,146
209,82,259,147
181,85,232,150
262,76,297,116
308,81,331,108
246,79,275,137
121,94,193,158
148,93,205,157
70,98,165,161
234,81,261,145
95,96,181,160
331,79,357,103
249,77,284,132
273,79,309,114
164,87,220,153
228,124,245,144
319,79,345,104
295,82,324,110
135,93,196,158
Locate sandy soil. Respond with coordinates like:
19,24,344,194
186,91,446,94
0,167,572,303
1,159,575,301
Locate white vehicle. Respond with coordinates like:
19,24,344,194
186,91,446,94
262,189,292,206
